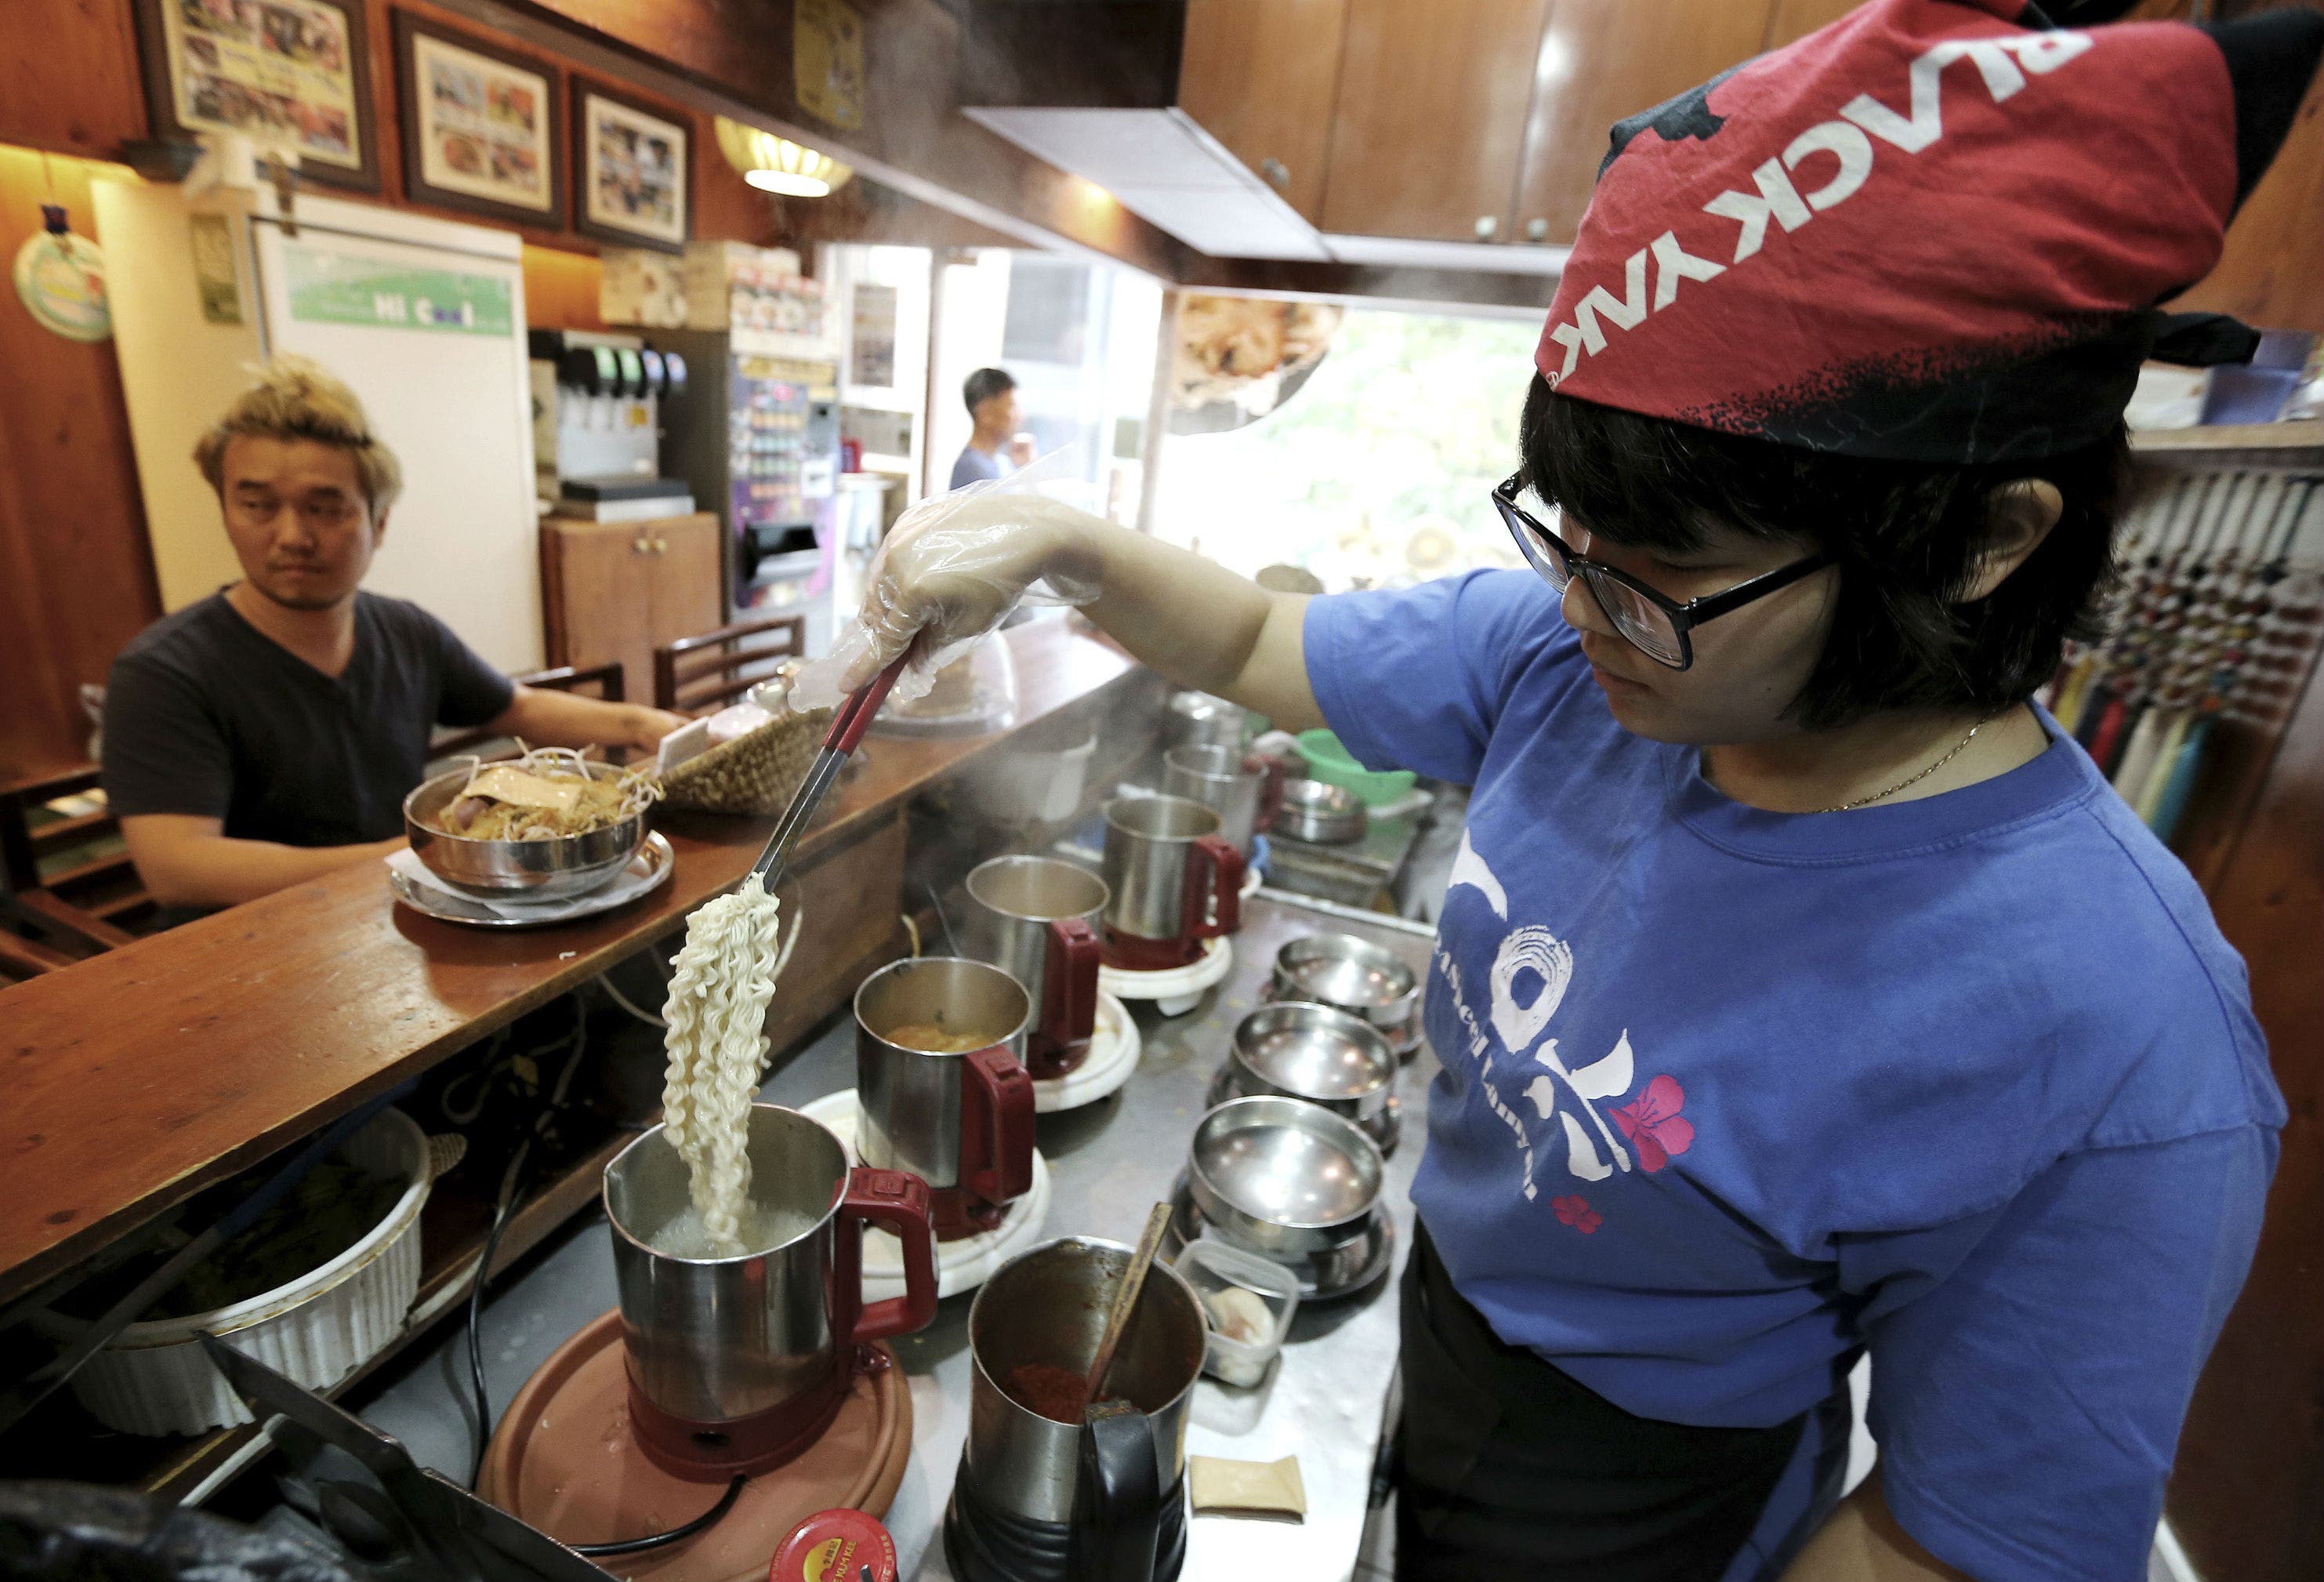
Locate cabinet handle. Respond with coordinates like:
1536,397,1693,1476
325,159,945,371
652,538,669,554
1474,215,1499,241
1526,217,1550,243
633,536,651,554
1259,157,1289,190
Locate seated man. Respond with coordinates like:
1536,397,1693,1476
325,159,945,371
103,357,685,916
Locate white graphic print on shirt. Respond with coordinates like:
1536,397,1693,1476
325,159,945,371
1437,829,1688,1208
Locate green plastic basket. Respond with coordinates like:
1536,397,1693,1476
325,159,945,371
1294,729,1416,805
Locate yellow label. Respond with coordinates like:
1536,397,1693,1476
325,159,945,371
794,0,866,131
800,1536,851,1580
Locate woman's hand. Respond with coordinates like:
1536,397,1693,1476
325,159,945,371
796,492,1105,707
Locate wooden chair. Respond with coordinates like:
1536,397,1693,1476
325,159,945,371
428,661,627,764
654,615,807,717
1,764,148,981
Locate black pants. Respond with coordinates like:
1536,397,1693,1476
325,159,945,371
1394,1221,1851,1582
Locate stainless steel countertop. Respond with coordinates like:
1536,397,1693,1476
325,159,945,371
355,888,1437,1581
769,887,1435,1581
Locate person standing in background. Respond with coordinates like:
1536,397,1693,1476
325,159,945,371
949,367,1035,490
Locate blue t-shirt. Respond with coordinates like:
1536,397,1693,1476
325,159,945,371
1304,571,2280,1582
949,444,1008,491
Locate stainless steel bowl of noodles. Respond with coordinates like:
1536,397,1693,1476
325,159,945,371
404,749,662,901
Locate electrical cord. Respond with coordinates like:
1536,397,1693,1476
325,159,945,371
571,1475,749,1556
457,995,753,1555
594,971,666,1029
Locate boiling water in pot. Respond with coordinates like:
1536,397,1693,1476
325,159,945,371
644,1202,817,1260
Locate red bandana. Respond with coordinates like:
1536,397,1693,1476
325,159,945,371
1535,0,2322,461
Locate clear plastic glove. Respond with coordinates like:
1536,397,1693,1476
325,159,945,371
793,451,1105,709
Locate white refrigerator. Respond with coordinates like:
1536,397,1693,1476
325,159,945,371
95,181,544,673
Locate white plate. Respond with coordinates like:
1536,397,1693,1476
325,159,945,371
1035,991,1141,1113
386,833,674,929
1101,935,1233,1014
798,1088,1052,1301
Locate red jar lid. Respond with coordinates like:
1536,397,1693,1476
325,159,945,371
768,1508,897,1582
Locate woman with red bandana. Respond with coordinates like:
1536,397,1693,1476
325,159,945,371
799,3,2322,1578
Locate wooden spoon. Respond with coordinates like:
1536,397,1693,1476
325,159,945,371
1087,1202,1175,1407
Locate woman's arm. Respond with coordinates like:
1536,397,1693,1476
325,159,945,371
803,495,1322,729
487,686,687,753
1782,1477,1972,1582
118,813,403,910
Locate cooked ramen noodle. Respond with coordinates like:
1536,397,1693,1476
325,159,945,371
884,1023,995,1054
428,746,661,840
660,876,791,1254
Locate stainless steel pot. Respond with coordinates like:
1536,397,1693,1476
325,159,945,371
1186,1096,1383,1259
962,856,1107,1075
601,1103,937,1475
963,1236,1206,1531
1268,933,1421,1055
1229,1002,1395,1128
1100,795,1243,960
855,956,1037,1240
403,761,645,900
1161,745,1265,854
1272,778,1365,845
1162,691,1249,756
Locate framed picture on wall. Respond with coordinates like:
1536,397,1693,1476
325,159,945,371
573,82,691,253
131,0,380,192
391,10,565,229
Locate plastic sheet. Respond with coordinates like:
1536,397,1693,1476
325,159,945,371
794,450,1103,709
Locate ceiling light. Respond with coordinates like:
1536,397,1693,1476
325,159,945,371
715,117,854,198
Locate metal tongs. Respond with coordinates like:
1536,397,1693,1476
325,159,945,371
749,655,908,890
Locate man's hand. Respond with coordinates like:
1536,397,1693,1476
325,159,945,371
490,687,686,756
1007,434,1037,468
620,704,689,752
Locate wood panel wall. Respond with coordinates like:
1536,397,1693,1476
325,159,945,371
0,148,161,783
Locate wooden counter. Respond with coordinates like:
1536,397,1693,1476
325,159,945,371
0,623,1138,1306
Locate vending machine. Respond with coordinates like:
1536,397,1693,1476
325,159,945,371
656,328,842,653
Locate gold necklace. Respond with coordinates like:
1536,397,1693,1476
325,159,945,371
1818,713,1997,813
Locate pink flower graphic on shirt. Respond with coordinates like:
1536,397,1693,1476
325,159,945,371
1550,1195,1602,1235
1610,1075,1694,1173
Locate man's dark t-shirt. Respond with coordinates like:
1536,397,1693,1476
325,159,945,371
102,592,515,851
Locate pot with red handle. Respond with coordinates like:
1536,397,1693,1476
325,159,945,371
603,1103,937,1479
1099,794,1244,971
962,855,1108,1079
855,956,1039,1241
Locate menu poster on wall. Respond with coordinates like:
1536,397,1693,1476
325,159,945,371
134,0,378,190
575,84,690,254
850,282,897,389
393,12,566,230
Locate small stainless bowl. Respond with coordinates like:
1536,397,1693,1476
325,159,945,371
1269,934,1421,1056
1231,1003,1394,1124
1187,1095,1383,1258
1274,779,1365,844
404,761,646,901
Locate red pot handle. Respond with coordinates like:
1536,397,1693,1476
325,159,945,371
832,1167,937,1344
1186,833,1244,939
1247,752,1286,834
1043,917,1100,1050
962,1045,1035,1206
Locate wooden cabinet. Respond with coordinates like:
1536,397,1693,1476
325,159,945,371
1179,0,1351,225
1510,0,1779,246
1319,0,1553,241
538,513,723,706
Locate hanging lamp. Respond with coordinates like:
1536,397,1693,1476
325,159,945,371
714,117,854,198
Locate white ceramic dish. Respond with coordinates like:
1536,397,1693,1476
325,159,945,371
65,1108,433,1437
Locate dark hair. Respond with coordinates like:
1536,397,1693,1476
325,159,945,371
1518,376,2128,728
963,367,1016,415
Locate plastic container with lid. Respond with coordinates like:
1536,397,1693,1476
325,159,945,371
770,1507,897,1582
1174,1238,1300,1388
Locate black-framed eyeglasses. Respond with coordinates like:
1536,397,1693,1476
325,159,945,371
1492,474,1833,671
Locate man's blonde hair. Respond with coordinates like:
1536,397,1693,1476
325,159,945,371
194,356,404,515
